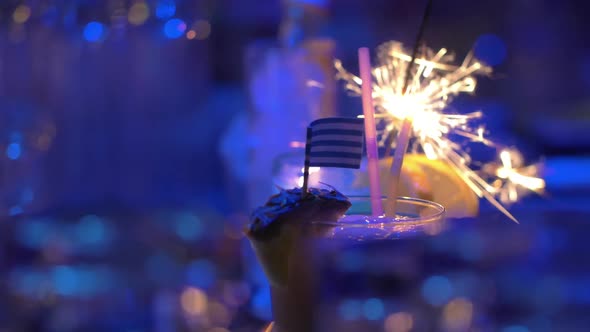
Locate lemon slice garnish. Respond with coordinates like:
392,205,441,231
354,155,479,218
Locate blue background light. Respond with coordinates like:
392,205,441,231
164,18,186,39
77,215,108,245
84,21,106,42
422,275,454,306
156,1,176,19
362,298,385,321
9,206,23,216
52,265,78,296
174,213,203,240
474,33,508,66
6,142,21,160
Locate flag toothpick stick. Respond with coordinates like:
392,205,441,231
301,127,313,196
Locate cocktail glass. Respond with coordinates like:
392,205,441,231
261,196,445,332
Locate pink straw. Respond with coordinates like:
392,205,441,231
358,47,383,217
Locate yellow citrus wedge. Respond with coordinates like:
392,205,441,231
354,154,479,218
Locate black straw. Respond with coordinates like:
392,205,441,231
402,0,434,95
385,0,434,157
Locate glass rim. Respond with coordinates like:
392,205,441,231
315,196,446,226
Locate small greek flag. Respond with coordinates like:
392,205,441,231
302,117,365,193
307,117,365,168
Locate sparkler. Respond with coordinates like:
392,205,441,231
485,149,545,204
335,41,545,222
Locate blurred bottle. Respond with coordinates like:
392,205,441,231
277,0,338,121
220,0,338,211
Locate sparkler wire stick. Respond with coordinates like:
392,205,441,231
386,0,434,217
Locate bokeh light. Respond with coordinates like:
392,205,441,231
186,259,216,289
6,142,22,160
186,30,197,40
474,34,507,66
13,5,31,24
156,0,176,19
128,2,150,26
442,297,474,331
422,275,454,306
363,298,385,320
52,265,78,296
164,18,186,39
180,287,208,316
339,299,362,320
9,205,23,216
83,22,106,43
174,212,203,240
384,312,413,332
191,20,211,40
76,215,109,246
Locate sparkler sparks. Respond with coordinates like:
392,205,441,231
335,41,545,222
486,149,545,204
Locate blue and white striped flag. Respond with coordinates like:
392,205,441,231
306,117,365,169
301,118,365,195
302,117,364,194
